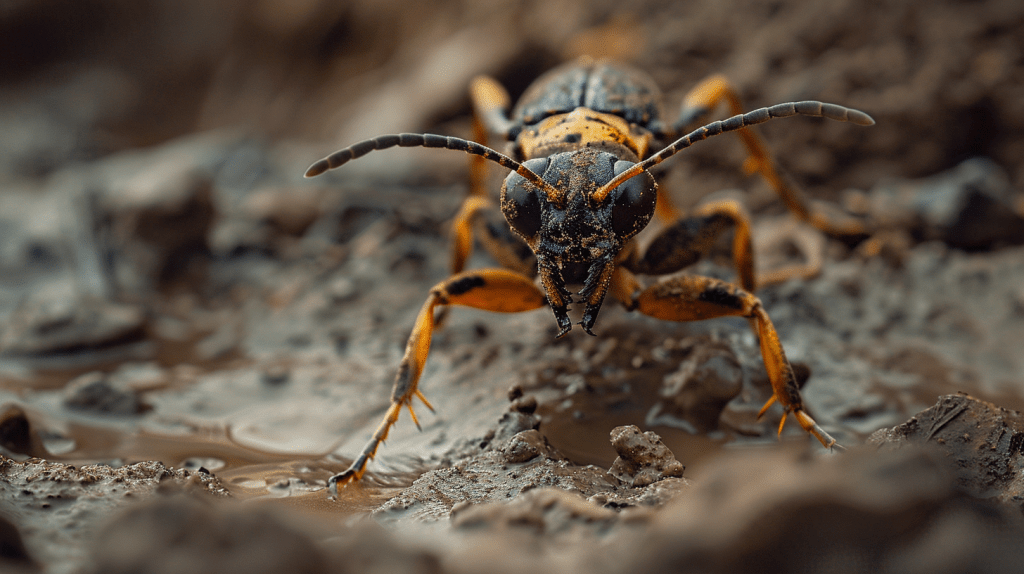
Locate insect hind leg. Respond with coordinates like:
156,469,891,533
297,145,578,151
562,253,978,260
674,75,868,238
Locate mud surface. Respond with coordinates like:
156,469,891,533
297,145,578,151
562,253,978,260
2,1,1024,573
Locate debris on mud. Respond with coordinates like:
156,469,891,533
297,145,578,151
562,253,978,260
0,456,227,570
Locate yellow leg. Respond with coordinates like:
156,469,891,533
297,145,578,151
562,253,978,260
330,268,546,493
754,216,825,287
678,75,868,238
611,268,837,448
449,195,492,276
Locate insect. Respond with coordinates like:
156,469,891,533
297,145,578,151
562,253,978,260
306,59,874,494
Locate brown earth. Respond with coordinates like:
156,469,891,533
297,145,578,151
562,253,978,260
2,1,1024,573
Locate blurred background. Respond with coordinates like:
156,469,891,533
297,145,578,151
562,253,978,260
3,0,1022,189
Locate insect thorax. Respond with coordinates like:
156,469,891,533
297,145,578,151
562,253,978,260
516,108,653,162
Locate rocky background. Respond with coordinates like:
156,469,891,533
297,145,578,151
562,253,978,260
2,0,1024,573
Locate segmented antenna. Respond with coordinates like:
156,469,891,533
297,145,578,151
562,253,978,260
304,133,560,200
592,101,875,202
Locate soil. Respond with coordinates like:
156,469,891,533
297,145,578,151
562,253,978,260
2,1,1024,573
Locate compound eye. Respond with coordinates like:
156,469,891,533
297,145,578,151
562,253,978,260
501,158,549,239
610,160,657,238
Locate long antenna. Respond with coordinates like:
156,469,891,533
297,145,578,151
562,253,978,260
592,101,874,203
304,133,561,200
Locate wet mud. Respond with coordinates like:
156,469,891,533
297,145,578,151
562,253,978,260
3,0,1024,573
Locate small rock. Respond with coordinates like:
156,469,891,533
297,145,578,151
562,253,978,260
510,395,538,415
507,384,524,401
260,365,290,386
503,429,548,463
102,147,217,286
490,411,541,450
868,158,1024,250
608,426,685,487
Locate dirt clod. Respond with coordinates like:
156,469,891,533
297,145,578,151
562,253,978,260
502,429,549,463
509,394,538,415
451,486,620,533
608,426,685,487
870,393,1024,511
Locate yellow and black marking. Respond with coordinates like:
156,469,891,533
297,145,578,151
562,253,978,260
516,107,653,162
306,60,873,490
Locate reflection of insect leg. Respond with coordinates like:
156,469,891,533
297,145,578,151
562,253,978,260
676,74,868,238
629,199,756,292
329,268,546,493
611,267,837,449
754,216,827,288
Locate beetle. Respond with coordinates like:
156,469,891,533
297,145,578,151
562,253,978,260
305,59,874,494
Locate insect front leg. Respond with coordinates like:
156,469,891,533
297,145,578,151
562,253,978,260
610,267,838,449
329,268,546,493
446,200,536,333
674,75,868,238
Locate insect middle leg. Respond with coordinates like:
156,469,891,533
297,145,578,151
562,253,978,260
674,75,868,239
628,199,756,292
329,268,546,493
611,267,837,448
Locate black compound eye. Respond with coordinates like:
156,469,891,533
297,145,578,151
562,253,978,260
610,160,657,238
501,158,549,239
